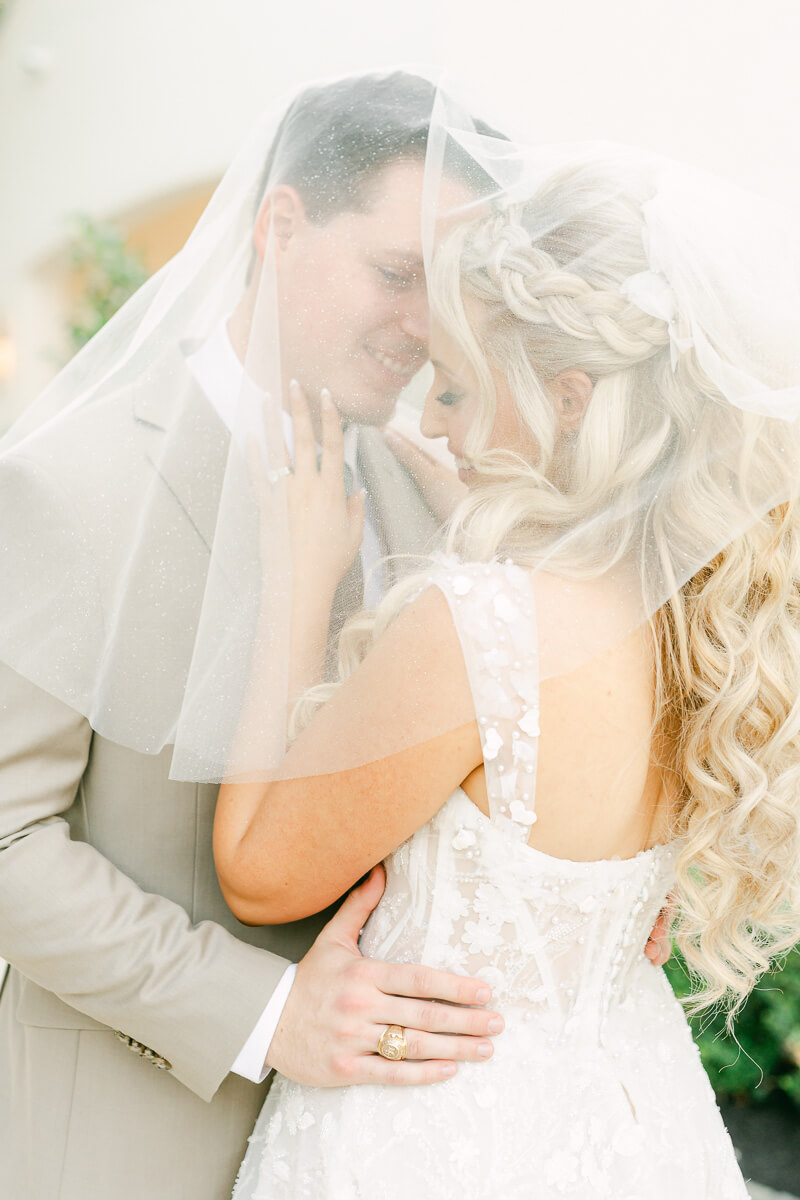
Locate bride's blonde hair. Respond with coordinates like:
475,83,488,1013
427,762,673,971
297,162,800,1022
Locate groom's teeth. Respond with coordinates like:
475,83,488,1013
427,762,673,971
370,349,413,377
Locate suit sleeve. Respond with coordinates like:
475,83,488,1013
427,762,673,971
0,660,292,1100
0,449,292,1103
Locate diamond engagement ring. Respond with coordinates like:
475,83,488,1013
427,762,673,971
267,465,292,484
376,1024,407,1061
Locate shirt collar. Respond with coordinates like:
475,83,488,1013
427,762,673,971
184,318,246,432
186,318,358,470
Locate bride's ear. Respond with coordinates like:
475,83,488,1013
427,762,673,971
253,185,306,262
550,370,594,435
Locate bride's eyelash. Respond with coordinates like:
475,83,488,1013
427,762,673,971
437,390,464,407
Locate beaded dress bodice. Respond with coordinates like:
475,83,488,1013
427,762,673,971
233,560,748,1200
361,561,679,1042
364,789,678,1046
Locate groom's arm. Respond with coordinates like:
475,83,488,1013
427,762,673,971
0,660,288,1102
0,662,505,1097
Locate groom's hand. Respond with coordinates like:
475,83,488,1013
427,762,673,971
264,865,503,1086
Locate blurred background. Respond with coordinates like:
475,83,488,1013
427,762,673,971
2,0,800,430
1,1,799,1193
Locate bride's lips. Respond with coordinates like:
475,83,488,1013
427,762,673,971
455,458,477,485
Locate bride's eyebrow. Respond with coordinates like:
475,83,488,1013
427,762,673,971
431,358,464,383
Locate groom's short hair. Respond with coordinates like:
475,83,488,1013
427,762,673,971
256,71,504,221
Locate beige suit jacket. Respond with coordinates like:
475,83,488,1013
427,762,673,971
0,356,439,1200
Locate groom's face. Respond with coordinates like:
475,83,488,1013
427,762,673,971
269,158,473,425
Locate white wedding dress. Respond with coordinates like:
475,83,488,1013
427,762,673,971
232,560,749,1199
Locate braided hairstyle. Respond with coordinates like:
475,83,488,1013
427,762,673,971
429,160,800,1022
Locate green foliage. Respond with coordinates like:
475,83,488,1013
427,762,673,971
67,215,149,352
665,946,800,1108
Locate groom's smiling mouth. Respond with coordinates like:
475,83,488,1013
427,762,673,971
363,341,423,386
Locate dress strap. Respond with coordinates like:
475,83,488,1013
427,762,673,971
432,558,540,842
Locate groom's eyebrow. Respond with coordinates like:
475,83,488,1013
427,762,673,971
377,250,425,270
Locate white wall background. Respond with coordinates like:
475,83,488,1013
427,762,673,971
0,0,798,411
2,0,799,277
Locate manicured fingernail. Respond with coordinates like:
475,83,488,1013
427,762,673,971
476,986,491,1003
477,1042,493,1058
321,388,334,410
289,378,299,388
441,1063,457,1077
488,1017,504,1034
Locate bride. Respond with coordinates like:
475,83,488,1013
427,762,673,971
214,143,800,1197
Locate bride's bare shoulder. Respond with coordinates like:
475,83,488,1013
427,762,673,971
527,567,646,681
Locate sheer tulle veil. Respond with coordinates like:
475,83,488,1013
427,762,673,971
0,68,799,794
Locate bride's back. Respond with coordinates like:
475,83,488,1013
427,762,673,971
462,569,672,864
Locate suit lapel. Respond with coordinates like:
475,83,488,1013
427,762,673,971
132,346,231,554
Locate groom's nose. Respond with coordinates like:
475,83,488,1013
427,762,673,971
398,291,430,347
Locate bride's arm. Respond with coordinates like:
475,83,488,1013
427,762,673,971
214,584,481,925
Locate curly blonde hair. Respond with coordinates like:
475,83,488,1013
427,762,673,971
298,160,800,1022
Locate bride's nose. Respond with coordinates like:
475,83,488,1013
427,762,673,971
420,389,447,440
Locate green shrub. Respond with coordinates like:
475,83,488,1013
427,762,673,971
665,946,800,1108
67,216,148,352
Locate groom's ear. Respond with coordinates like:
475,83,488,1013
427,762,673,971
253,185,307,262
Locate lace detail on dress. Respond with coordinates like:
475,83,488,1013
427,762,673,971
432,558,540,841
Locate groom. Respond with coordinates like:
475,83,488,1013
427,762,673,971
0,74,512,1200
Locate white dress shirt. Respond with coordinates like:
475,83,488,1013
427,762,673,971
185,320,385,1082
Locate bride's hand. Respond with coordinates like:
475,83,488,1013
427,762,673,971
644,897,675,966
286,380,365,602
382,427,467,524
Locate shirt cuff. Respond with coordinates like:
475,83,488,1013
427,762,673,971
230,962,297,1083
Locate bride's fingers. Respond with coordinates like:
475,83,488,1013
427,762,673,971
288,379,317,476
382,427,438,470
346,490,365,554
319,388,345,491
366,1026,493,1063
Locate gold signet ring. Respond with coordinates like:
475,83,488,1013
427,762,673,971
377,1024,408,1061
